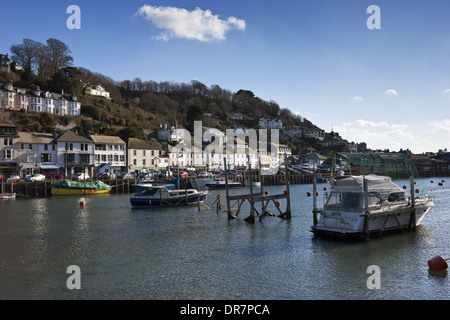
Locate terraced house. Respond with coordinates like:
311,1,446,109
0,84,81,115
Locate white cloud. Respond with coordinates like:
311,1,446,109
442,89,450,95
385,89,398,97
136,5,246,42
429,119,450,134
353,96,363,102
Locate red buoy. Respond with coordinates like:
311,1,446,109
275,201,281,208
427,255,449,271
307,192,312,197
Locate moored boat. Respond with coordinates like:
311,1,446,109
0,193,16,200
205,178,241,189
130,185,208,207
51,180,112,196
311,174,435,238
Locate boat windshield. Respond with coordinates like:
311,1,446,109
324,192,381,211
136,188,160,196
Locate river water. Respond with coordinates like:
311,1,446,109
0,177,448,300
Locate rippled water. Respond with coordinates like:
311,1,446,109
0,177,449,300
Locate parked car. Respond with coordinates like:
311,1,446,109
139,172,153,180
44,172,63,180
72,173,90,181
96,172,113,179
26,174,46,182
179,171,188,178
118,172,134,180
6,175,20,182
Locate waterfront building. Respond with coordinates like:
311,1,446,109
16,132,56,177
0,123,19,176
90,134,126,177
127,138,161,175
53,130,95,178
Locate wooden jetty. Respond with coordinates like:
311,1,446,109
208,154,292,223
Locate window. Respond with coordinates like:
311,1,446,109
133,150,136,156
133,159,137,165
41,154,51,163
108,155,112,162
143,159,146,166
80,154,90,164
114,155,118,162
120,155,124,162
3,149,12,160
29,144,32,150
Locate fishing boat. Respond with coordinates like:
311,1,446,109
311,174,434,238
0,193,16,200
51,180,112,196
130,185,208,207
244,181,261,188
205,178,241,189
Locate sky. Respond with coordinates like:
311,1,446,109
1,0,450,154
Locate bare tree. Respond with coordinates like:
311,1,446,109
44,38,74,76
10,38,42,74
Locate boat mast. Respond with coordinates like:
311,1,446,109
408,156,416,230
362,151,370,239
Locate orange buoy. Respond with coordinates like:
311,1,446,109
307,192,312,197
403,185,407,189
323,187,327,191
80,201,85,207
265,190,269,195
415,189,419,194
275,201,281,207
217,194,222,199
427,255,449,271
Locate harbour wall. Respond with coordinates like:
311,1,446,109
1,168,448,198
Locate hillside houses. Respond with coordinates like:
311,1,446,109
0,83,81,115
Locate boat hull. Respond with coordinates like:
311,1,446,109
130,192,208,207
311,202,434,238
51,188,111,196
206,183,241,189
0,193,16,200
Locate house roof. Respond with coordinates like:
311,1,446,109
90,134,125,144
128,138,161,150
19,132,54,144
54,130,92,143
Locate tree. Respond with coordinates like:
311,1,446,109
45,38,74,76
10,38,42,79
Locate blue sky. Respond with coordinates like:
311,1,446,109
1,0,450,153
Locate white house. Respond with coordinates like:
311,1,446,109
259,118,283,130
90,134,126,177
86,85,110,99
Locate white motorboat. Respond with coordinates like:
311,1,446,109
130,185,208,207
205,178,241,189
311,174,434,238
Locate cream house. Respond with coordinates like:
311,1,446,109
127,138,161,174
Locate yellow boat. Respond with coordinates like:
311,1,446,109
51,180,112,196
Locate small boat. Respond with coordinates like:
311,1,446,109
244,181,261,188
205,178,241,189
311,174,435,238
130,185,208,207
51,180,112,196
0,193,16,200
